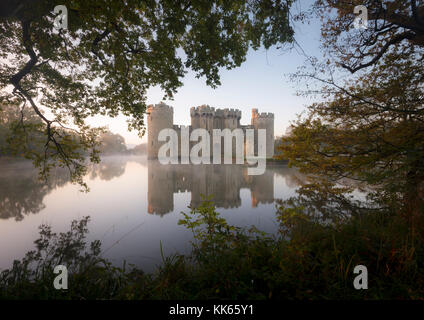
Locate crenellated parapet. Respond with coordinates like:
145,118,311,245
252,108,274,119
256,112,274,119
222,108,242,119
190,105,214,117
147,102,173,114
190,105,241,119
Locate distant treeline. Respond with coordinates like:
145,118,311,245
97,131,146,155
126,143,146,155
0,105,146,157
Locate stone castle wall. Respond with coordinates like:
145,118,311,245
147,103,274,159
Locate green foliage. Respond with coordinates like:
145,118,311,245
178,197,274,299
0,104,102,190
0,217,127,299
2,198,423,300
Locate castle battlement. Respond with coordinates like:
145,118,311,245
257,112,274,119
147,102,173,113
222,108,241,118
190,105,214,116
252,109,274,118
190,105,242,119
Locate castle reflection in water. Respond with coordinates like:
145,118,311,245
147,161,280,216
0,156,304,221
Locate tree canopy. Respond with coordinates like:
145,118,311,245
0,0,294,186
314,0,424,72
279,0,424,221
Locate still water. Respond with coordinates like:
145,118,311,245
0,156,305,273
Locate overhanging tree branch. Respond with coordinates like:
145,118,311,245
340,31,416,73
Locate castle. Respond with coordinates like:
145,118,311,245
147,102,274,160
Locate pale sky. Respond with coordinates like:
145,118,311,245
85,2,323,146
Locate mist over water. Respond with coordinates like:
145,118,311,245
0,156,305,273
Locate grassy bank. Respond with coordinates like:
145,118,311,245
1,199,423,300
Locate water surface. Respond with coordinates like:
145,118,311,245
0,156,305,272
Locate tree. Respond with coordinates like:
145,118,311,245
279,1,424,222
129,143,147,155
0,104,48,157
98,130,127,155
0,0,294,186
314,0,424,72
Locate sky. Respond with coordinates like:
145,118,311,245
85,1,323,146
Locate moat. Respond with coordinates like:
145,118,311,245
0,156,305,273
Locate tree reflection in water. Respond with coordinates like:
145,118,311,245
0,157,128,221
275,177,388,239
89,156,127,181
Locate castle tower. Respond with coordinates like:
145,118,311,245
223,108,241,130
251,108,274,158
191,105,215,135
147,102,173,159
